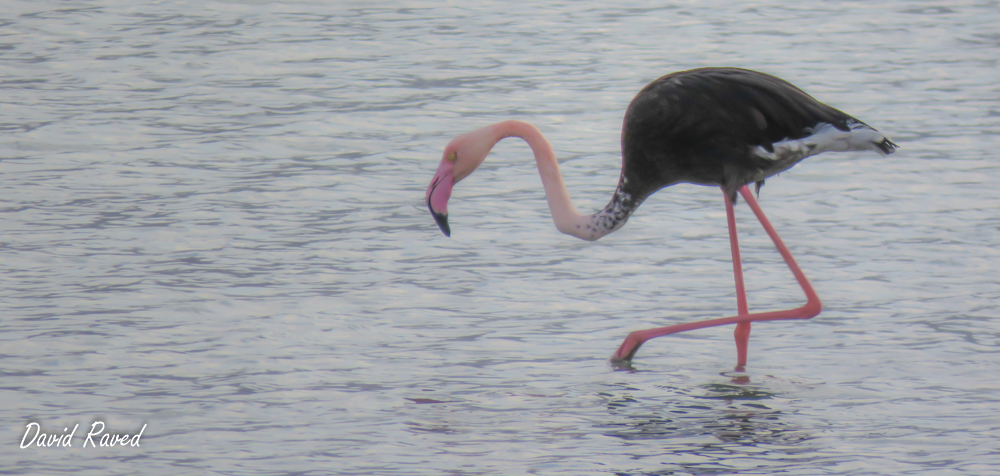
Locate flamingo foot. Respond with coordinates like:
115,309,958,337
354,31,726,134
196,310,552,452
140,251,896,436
610,331,645,367
734,322,751,371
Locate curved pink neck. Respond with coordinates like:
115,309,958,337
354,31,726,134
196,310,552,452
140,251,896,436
494,120,627,241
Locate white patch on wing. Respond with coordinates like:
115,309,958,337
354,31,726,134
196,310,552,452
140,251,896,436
753,121,893,162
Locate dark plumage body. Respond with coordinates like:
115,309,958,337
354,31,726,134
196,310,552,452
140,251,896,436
617,67,896,204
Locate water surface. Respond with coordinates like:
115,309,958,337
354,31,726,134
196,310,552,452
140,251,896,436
2,1,999,474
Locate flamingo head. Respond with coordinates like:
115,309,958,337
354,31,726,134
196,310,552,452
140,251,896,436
426,124,500,237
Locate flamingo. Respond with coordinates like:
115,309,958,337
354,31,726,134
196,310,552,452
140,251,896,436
425,67,897,370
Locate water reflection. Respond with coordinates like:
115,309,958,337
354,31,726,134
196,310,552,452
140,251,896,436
599,379,814,474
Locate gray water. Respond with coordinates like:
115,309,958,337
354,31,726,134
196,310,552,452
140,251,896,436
2,1,999,474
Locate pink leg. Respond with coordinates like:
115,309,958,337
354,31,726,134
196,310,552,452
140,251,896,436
611,185,822,365
725,190,751,371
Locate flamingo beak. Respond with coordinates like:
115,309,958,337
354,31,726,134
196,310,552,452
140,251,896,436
426,159,454,236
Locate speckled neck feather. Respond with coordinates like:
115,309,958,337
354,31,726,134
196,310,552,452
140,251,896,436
580,176,641,241
496,120,637,242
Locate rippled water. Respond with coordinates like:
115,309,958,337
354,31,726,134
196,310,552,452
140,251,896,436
3,1,999,474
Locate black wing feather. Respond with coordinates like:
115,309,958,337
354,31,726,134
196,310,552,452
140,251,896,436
620,67,857,201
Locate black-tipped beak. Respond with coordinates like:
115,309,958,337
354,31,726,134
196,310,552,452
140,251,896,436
426,158,455,237
431,207,450,237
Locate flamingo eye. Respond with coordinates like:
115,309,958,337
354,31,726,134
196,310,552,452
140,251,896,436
447,151,457,162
